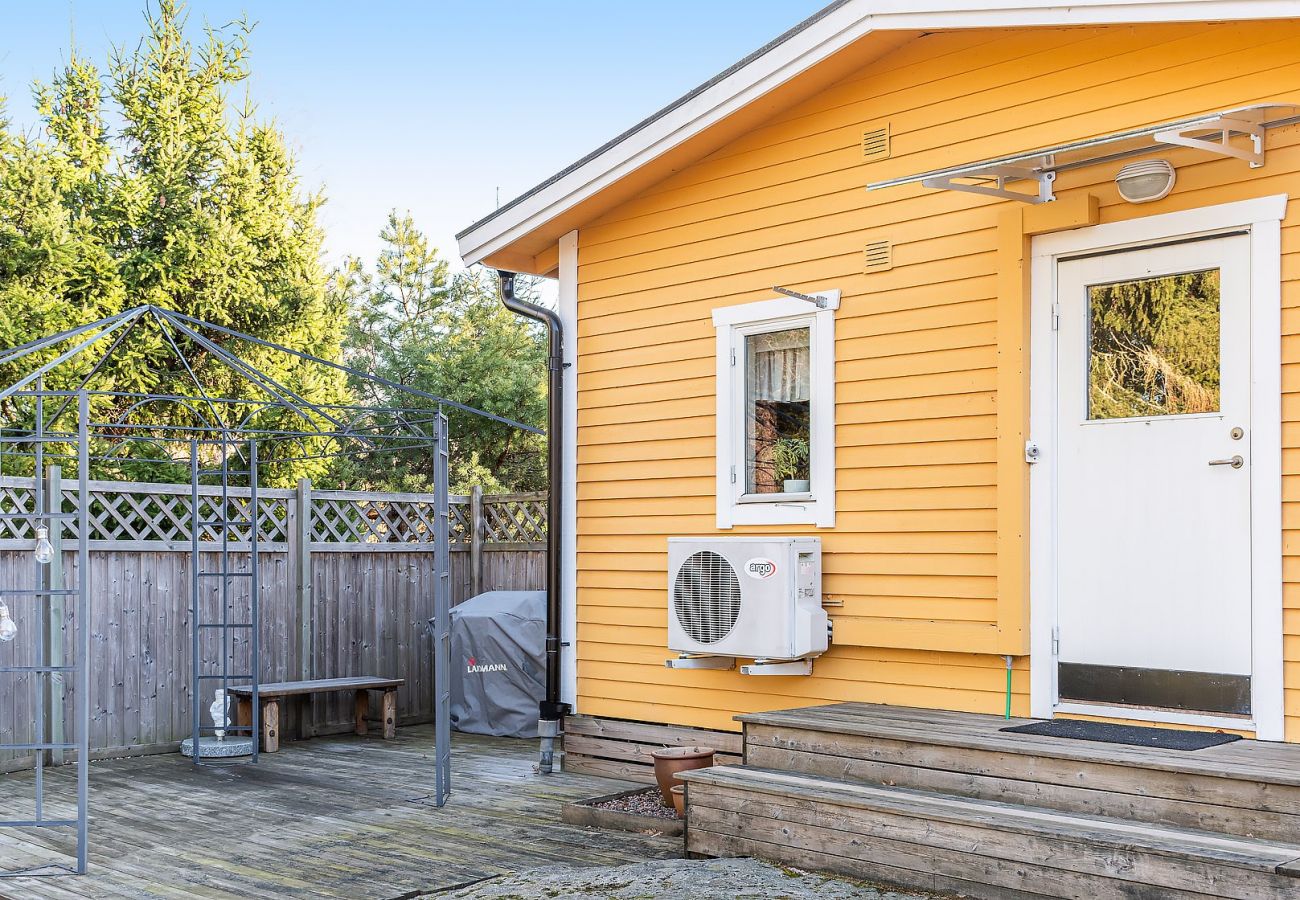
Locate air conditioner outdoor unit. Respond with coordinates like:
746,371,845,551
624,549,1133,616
667,537,827,666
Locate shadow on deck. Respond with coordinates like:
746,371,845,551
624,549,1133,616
0,728,681,899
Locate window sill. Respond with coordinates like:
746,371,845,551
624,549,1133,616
721,498,833,529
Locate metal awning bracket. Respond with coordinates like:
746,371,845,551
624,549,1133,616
773,286,828,307
870,104,1298,203
1155,115,1266,168
922,165,1055,204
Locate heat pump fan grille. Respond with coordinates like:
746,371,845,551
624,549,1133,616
673,550,742,645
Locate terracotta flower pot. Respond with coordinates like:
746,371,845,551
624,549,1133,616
649,745,715,806
670,784,686,818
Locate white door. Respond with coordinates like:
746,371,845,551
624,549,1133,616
1054,235,1252,720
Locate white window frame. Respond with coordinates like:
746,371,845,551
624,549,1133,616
713,290,838,529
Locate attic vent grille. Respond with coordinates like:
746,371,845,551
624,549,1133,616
864,240,893,272
673,551,742,645
862,124,891,160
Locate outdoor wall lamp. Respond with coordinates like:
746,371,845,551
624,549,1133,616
1115,159,1176,203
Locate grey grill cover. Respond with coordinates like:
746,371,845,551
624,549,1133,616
444,590,545,738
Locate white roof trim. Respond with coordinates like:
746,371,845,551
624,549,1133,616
457,0,1298,267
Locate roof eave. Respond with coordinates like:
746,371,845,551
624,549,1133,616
457,0,1299,268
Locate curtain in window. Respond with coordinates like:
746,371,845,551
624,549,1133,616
747,328,810,401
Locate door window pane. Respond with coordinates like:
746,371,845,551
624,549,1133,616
1088,269,1220,419
745,327,811,494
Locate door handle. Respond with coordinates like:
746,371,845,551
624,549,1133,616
1208,455,1244,469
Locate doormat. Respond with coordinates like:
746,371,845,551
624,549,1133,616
1001,719,1241,751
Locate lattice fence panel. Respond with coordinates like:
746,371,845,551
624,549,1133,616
448,501,471,543
87,490,191,543
88,490,292,545
0,484,37,540
482,494,547,543
0,477,538,547
0,479,292,545
258,497,291,543
310,495,440,544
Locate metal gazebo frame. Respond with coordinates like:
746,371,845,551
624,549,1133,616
0,306,540,877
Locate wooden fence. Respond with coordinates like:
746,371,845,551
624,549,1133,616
0,475,546,771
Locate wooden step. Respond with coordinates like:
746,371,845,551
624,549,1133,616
681,765,1300,900
740,703,1300,842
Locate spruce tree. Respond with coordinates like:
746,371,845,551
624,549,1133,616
0,1,346,484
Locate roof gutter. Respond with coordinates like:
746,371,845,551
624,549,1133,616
496,270,570,774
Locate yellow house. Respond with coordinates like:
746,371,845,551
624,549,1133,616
458,0,1300,747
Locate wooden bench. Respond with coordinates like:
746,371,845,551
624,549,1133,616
228,677,404,752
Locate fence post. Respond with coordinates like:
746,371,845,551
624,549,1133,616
45,465,65,766
296,478,312,682
470,484,484,598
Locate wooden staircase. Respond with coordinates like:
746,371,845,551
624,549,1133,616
678,703,1300,899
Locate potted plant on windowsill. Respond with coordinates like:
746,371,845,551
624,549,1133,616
771,436,810,494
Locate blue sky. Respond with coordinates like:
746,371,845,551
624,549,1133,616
1,1,827,268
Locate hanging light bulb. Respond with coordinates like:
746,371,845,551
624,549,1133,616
0,602,16,643
34,525,54,565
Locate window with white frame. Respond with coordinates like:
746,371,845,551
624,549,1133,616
712,291,838,528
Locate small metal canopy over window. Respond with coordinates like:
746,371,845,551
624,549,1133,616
867,104,1300,204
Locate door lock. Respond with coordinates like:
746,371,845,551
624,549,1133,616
1230,427,1244,440
1208,455,1244,469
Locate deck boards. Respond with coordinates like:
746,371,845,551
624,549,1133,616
740,702,1300,784
0,728,679,899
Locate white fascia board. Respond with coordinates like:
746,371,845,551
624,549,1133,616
457,0,1295,267
860,0,1298,27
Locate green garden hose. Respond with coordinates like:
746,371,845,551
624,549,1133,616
1005,655,1013,719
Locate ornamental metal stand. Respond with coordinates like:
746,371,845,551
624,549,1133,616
0,390,92,877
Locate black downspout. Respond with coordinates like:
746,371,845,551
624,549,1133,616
497,270,570,773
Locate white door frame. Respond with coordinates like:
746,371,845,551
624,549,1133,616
1028,195,1288,741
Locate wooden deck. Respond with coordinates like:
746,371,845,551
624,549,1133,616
0,728,680,899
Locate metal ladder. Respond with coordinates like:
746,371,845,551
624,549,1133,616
189,438,260,765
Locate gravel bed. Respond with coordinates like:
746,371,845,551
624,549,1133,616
438,857,942,899
589,786,679,820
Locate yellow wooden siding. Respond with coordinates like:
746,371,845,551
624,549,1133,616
571,21,1300,735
